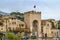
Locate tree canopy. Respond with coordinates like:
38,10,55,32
10,12,23,15
6,32,19,40
10,12,24,21
58,20,60,29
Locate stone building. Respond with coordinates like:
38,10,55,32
24,11,57,37
0,15,25,32
24,11,41,37
41,19,57,37
0,11,59,39
41,20,52,37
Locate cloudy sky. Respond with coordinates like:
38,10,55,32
0,0,60,20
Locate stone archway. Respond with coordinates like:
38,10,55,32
32,20,38,35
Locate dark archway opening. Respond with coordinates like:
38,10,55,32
31,20,38,39
33,20,38,32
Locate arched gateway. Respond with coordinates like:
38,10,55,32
32,20,38,37
33,20,38,32
24,11,41,37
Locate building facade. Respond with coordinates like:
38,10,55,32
24,11,41,37
0,11,59,39
0,15,25,32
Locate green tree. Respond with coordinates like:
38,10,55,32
59,38,60,40
10,12,24,21
6,32,19,40
58,20,60,29
0,14,2,17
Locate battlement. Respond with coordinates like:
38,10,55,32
24,10,41,14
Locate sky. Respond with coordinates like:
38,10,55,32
0,0,60,20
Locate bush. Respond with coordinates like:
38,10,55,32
5,32,19,40
59,38,60,40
